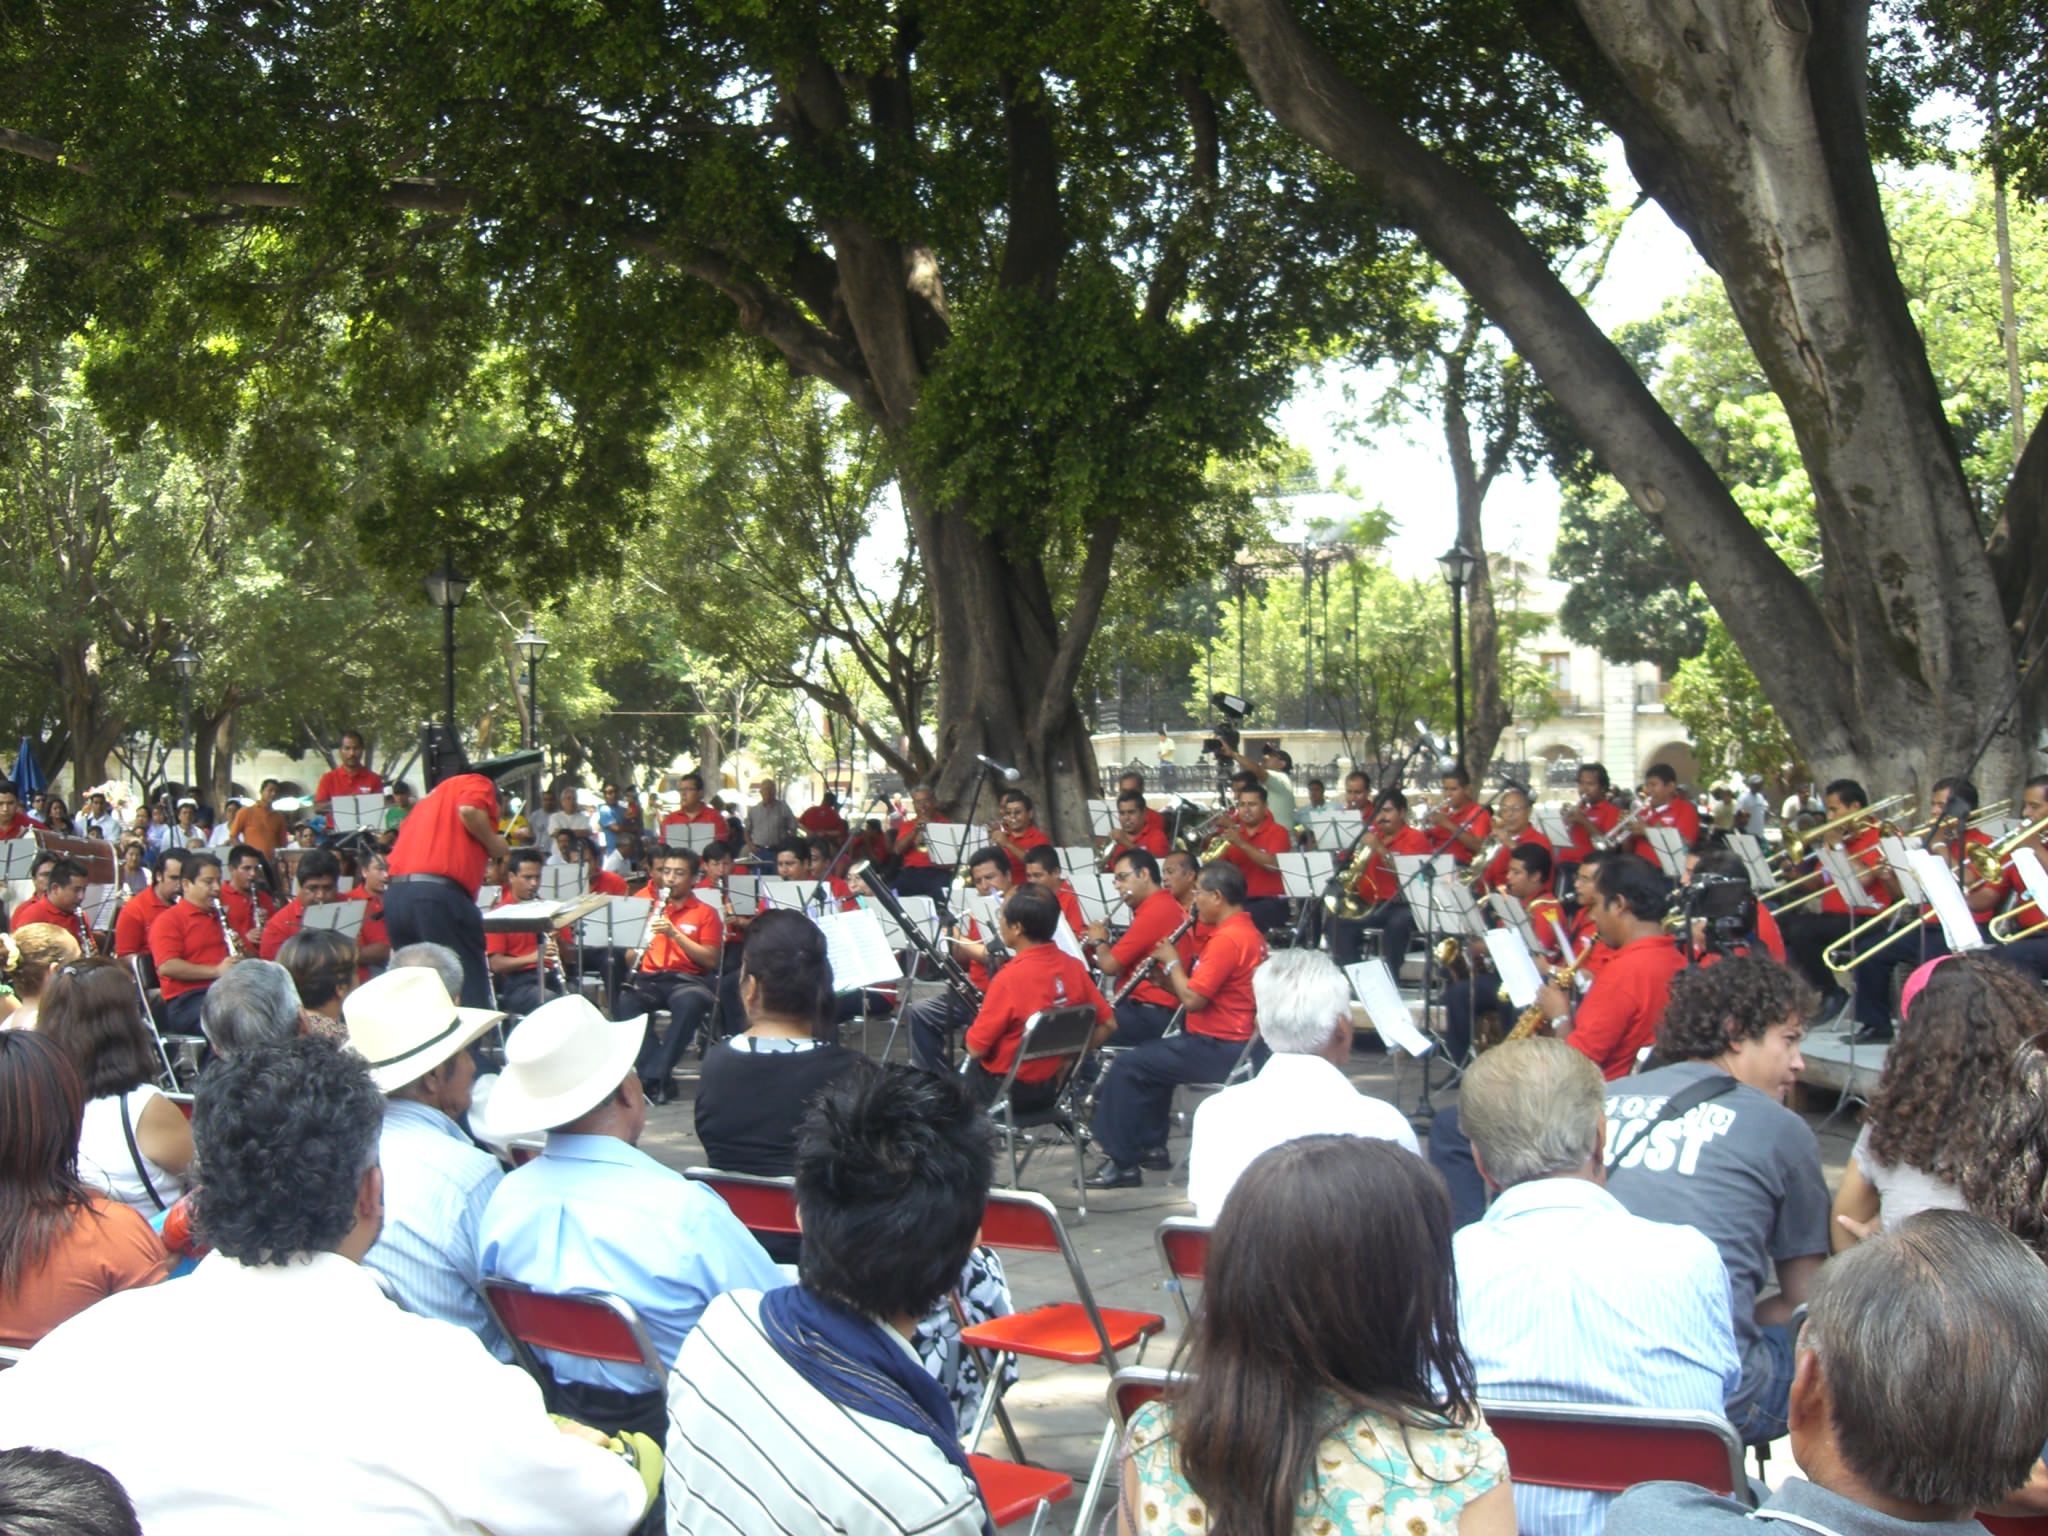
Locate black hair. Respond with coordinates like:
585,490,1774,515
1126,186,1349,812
1267,747,1293,770
296,848,341,886
154,848,187,884
677,771,704,790
793,1064,995,1319
1440,764,1471,788
1644,762,1678,786
1113,847,1161,883
740,908,835,1038
1116,790,1147,810
1000,788,1035,813
0,1447,141,1536
506,848,544,876
1656,955,1816,1062
1508,840,1553,883
278,928,359,1011
1001,883,1061,943
192,1035,385,1265
966,845,1007,876
1236,782,1270,804
1933,775,1980,805
1822,778,1868,808
227,843,264,871
700,839,732,862
1022,843,1061,874
654,847,703,882
1197,860,1248,907
182,852,222,880
1580,762,1612,792
39,960,157,1099
1306,777,1323,791
44,858,88,891
1593,855,1671,922
1379,790,1409,813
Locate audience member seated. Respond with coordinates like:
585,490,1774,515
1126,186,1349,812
344,967,511,1359
277,927,359,1039
1186,949,1417,1221
0,1034,656,1533
1832,953,2041,1251
0,924,83,1033
1454,1037,1740,1536
1603,956,1827,1446
1088,861,1267,1191
0,1032,169,1348
1608,1212,2048,1534
39,960,194,1218
665,1066,993,1536
477,995,782,1439
387,940,468,1004
0,1446,142,1536
959,882,1111,1110
197,958,303,1057
1118,1136,1513,1534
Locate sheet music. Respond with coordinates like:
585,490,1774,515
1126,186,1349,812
922,822,972,869
540,863,590,900
817,908,905,990
1071,874,1128,930
329,793,385,833
760,877,823,912
1484,891,1537,948
897,895,943,944
1055,845,1097,879
0,841,39,881
1483,928,1544,1010
964,890,1004,934
1533,804,1575,848
1814,845,1881,911
576,896,654,948
1904,850,1987,952
1878,837,1925,904
2011,848,2048,912
81,883,121,931
303,901,367,939
1426,876,1488,938
1344,960,1433,1057
1728,833,1778,894
856,895,910,950
721,875,761,917
1087,799,1117,838
661,823,720,851
476,883,502,912
1275,851,1335,900
1646,827,1689,882
1393,853,1451,894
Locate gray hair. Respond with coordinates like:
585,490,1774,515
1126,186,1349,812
1458,1038,1604,1188
388,942,465,1002
1250,950,1352,1054
199,960,304,1056
1806,1210,2048,1508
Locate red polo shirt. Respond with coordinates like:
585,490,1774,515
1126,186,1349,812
898,814,950,869
485,895,545,968
10,895,74,934
633,882,723,976
1565,799,1621,861
0,818,29,841
658,805,725,840
1524,894,1568,962
1818,825,1887,917
220,884,275,944
1631,797,1701,868
315,765,385,802
150,901,230,999
797,806,848,839
1219,815,1291,899
1566,933,1686,1080
1428,802,1493,864
1185,910,1267,1043
390,774,500,895
115,886,171,958
1108,888,1190,1009
966,941,1109,1083
996,825,1052,887
1482,827,1553,890
349,887,390,960
1101,822,1170,872
258,899,309,960
1354,826,1433,904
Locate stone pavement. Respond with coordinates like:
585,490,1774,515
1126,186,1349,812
638,1018,1860,1534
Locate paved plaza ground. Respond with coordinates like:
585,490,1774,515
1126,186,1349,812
635,993,1861,1533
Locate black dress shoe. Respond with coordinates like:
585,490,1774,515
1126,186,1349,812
1138,1147,1173,1172
1085,1160,1143,1190
1848,1023,1894,1045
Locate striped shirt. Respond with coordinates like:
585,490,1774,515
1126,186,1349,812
665,1290,983,1536
364,1097,508,1360
1453,1177,1742,1536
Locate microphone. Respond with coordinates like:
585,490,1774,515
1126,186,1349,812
975,754,1022,783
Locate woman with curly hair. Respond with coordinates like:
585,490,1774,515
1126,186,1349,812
1833,954,2046,1251
1962,1023,2048,1265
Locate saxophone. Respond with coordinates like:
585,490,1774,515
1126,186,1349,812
1506,956,1579,1042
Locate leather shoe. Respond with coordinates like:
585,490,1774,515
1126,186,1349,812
1138,1147,1173,1172
1848,1023,1894,1046
1085,1160,1143,1190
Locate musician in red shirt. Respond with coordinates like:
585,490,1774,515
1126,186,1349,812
0,783,30,842
149,852,244,1032
218,845,276,956
1558,762,1622,887
259,848,342,960
1475,787,1551,894
485,848,567,1017
656,772,726,847
11,859,92,953
962,883,1112,1111
1530,856,1685,1079
1021,844,1086,943
383,764,512,1009
1440,841,1568,1063
1993,775,2048,982
115,849,186,958
1777,779,1884,1006
1088,848,1194,1046
988,789,1052,887
1630,761,1702,872
312,729,385,820
802,840,856,911
1217,783,1292,930
796,791,850,852
615,847,732,1104
1329,792,1434,971
349,848,392,970
1422,766,1493,869
1088,861,1269,1189
907,848,1012,1074
1115,771,1171,850
1100,791,1170,872
891,783,954,902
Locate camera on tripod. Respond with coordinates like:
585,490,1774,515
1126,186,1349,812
1200,693,1254,762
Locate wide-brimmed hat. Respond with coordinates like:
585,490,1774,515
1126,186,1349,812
471,995,646,1140
342,968,503,1093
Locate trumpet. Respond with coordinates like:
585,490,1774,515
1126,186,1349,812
1593,804,1646,853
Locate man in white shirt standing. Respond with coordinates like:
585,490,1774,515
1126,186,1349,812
1185,949,1417,1220
0,1034,657,1536
1453,1037,1741,1536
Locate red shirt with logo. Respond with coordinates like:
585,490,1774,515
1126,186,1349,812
633,881,723,976
1630,797,1701,868
315,765,385,802
966,941,1109,1083
996,825,1051,887
1427,802,1493,865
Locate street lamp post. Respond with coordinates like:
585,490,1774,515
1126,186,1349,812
423,554,471,740
515,625,550,817
1438,544,1477,771
170,644,201,791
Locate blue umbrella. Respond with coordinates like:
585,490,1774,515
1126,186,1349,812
11,737,46,796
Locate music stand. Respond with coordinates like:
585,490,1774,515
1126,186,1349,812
660,823,719,852
923,822,972,871
1728,832,1779,894
539,864,590,901
1533,803,1574,849
576,896,655,951
1480,927,1544,1012
1054,845,1097,880
1815,845,1882,912
1344,959,1435,1058
303,901,368,940
1904,851,1987,954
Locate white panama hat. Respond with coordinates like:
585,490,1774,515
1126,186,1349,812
342,967,503,1093
470,994,647,1140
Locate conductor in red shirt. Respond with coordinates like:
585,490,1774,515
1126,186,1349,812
1087,861,1269,1190
1087,847,1190,1046
383,760,513,1008
961,883,1112,1112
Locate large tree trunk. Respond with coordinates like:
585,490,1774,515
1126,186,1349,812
1441,345,1511,781
1206,0,2036,801
52,642,123,801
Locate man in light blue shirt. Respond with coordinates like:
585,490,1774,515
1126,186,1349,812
1452,1038,1741,1536
344,966,512,1358
476,995,782,1429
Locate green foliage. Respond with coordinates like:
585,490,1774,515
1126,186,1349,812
1665,615,1805,786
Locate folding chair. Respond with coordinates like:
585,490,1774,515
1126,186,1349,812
961,1190,1166,1536
982,1004,1100,1215
480,1276,667,1396
682,1167,801,1248
1152,1216,1211,1324
130,953,203,1089
1479,1398,1754,1507
966,1454,1071,1533
1069,1366,1181,1535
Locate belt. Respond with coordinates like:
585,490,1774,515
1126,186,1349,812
386,873,468,894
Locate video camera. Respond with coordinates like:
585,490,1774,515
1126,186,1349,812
1667,872,1757,960
1201,692,1254,762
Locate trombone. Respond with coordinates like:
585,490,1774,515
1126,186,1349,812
1769,794,1913,874
1823,817,2034,974
1990,827,2048,943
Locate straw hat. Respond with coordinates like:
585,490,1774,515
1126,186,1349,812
471,995,647,1140
342,968,503,1093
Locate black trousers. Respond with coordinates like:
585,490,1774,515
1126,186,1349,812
623,973,727,1084
161,988,209,1034
384,879,492,1008
1245,895,1289,932
965,1060,1061,1113
908,993,974,1074
1439,972,1504,1064
493,970,566,1018
1778,909,1852,998
1092,1032,1252,1167
1330,900,1415,972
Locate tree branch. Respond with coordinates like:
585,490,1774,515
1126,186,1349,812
1032,515,1122,743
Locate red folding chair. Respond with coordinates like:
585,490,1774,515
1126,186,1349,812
1980,1517,2048,1534
1480,1398,1754,1506
682,1167,801,1246
962,1189,1166,1535
166,1092,195,1120
1152,1216,1210,1324
966,1454,1072,1532
480,1276,667,1395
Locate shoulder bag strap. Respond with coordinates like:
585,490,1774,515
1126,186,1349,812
1609,1074,1740,1170
119,1091,167,1212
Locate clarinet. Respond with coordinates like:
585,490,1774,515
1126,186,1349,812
1110,911,1197,1006
214,901,244,959
76,910,98,958
635,882,670,975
